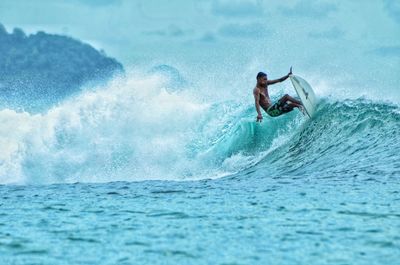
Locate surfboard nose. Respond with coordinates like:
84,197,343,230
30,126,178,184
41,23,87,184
289,75,317,118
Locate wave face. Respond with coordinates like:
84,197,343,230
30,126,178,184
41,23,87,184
0,70,399,184
251,99,400,179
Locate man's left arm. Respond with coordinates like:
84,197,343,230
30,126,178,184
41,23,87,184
267,67,293,85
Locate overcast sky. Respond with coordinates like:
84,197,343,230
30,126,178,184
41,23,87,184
1,0,399,100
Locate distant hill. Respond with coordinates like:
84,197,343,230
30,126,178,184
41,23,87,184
0,24,124,112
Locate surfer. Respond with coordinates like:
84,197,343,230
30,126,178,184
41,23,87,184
253,67,303,122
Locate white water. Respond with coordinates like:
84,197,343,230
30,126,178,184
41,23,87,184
0,70,290,184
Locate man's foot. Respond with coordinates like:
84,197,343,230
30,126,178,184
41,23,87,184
298,105,306,116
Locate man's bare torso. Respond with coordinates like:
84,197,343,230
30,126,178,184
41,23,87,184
254,86,271,110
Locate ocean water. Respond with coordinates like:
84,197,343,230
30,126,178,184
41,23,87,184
0,69,399,264
1,0,400,263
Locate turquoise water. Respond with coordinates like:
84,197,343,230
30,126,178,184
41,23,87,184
1,0,400,263
1,97,399,264
1,168,399,264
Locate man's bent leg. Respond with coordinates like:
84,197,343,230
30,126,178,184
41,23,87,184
280,94,302,105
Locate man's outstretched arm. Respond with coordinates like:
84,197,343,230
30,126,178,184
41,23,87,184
267,67,293,85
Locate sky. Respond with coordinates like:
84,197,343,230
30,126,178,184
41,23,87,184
0,0,399,101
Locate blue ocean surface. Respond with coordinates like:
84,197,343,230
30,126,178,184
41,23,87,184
1,171,399,265
1,0,400,264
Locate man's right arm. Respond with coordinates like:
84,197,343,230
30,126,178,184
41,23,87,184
253,88,263,122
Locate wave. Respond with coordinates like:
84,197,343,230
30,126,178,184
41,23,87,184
0,71,399,184
251,99,400,179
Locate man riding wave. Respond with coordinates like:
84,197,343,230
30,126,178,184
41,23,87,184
253,67,303,122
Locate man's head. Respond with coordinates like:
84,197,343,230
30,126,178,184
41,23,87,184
256,72,268,87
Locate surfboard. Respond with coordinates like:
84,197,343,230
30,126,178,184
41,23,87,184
289,75,317,118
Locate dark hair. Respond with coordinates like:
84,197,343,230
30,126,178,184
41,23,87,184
256,72,267,79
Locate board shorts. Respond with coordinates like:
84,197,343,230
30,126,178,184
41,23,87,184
266,99,293,117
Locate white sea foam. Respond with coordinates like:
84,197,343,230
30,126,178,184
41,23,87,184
0,70,271,184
